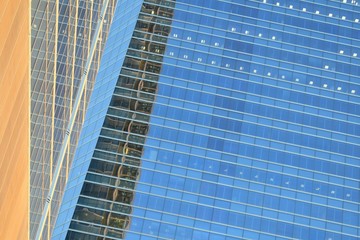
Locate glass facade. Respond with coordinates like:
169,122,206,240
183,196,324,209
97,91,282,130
30,0,117,238
54,0,359,239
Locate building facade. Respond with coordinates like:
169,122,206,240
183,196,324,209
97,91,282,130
0,0,29,239
53,0,359,239
30,0,117,238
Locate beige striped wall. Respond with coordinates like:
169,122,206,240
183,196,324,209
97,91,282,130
0,0,29,239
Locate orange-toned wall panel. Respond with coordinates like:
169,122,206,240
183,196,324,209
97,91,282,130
0,0,29,239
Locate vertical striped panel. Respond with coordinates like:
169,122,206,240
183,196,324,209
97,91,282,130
0,0,29,239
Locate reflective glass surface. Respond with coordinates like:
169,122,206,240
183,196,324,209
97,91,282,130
31,0,117,238
55,0,359,239
52,0,145,239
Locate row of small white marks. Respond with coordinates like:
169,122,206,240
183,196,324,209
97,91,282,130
168,49,357,95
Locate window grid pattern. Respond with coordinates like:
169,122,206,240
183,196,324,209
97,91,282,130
128,0,359,239
30,0,117,238
56,0,359,239
52,0,145,239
